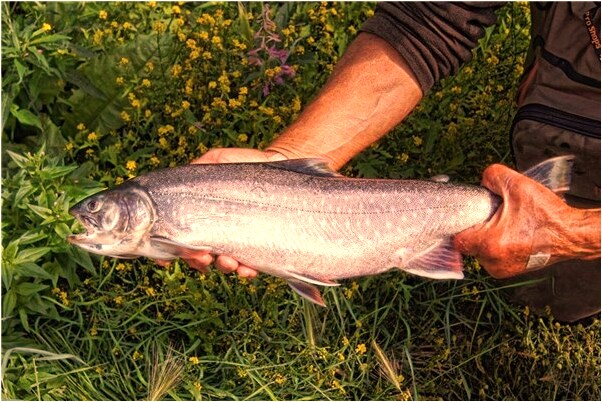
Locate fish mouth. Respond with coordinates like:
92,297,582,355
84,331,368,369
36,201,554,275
68,214,99,244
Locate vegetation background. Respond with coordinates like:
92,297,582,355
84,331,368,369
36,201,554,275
1,2,600,400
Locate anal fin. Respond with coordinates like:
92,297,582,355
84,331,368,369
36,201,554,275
286,279,326,307
402,238,464,280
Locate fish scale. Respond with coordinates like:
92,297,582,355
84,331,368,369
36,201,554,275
68,156,573,306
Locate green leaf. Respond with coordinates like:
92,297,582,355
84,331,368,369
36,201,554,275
18,308,30,332
68,246,96,275
15,262,54,281
2,289,17,317
10,105,42,129
54,222,71,239
29,33,71,46
15,282,49,296
6,150,31,169
13,59,29,84
15,247,51,264
26,204,53,220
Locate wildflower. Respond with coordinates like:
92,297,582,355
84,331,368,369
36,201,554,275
120,111,130,122
126,160,137,171
189,356,200,365
145,287,156,297
41,23,52,32
356,343,367,355
398,153,409,164
158,125,175,135
144,109,152,119
115,177,124,185
202,51,212,60
114,295,124,305
237,134,248,143
99,10,108,20
120,57,130,66
193,382,202,391
142,79,151,88
87,132,98,142
153,21,166,33
132,351,143,361
274,373,286,385
171,5,181,14
342,336,350,346
451,86,462,94
85,148,94,158
65,142,74,152
198,31,209,40
171,64,182,77
116,76,125,86
148,1,157,7
123,22,133,30
413,136,423,146
239,86,248,96
130,98,141,109
89,327,98,336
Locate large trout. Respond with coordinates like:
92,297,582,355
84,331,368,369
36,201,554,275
68,157,572,305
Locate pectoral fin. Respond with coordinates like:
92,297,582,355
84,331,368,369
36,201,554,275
286,278,326,307
401,238,464,280
150,236,212,259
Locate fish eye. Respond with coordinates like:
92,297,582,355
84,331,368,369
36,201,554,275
87,199,103,213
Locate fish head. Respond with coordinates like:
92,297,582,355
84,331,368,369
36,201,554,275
67,185,155,257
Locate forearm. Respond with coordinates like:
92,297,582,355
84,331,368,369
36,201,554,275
555,208,601,261
266,33,423,170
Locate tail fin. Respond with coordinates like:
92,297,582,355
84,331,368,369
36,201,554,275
523,155,574,194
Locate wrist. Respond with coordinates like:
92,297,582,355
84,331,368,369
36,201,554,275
553,207,601,262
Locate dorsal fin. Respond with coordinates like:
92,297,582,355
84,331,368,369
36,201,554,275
266,158,342,177
523,155,574,194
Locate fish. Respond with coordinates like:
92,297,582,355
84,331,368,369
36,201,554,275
67,156,573,306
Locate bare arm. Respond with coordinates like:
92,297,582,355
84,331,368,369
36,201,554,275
265,33,422,169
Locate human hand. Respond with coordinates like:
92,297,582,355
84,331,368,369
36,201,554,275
453,163,600,279
185,148,289,278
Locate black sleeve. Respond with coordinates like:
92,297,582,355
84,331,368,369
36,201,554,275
360,2,505,94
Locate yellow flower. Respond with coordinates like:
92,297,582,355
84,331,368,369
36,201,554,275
237,134,248,143
41,23,52,32
171,5,181,14
181,100,191,109
148,1,157,7
238,86,248,96
145,287,156,297
115,177,124,185
89,327,98,336
120,57,129,65
76,123,86,131
87,132,98,141
413,136,423,146
116,76,125,85
355,343,367,355
202,51,212,60
274,373,286,385
189,356,200,365
99,10,108,20
65,142,74,151
144,109,152,118
123,22,133,30
132,350,143,361
208,81,217,89
153,21,166,33
120,111,130,122
171,64,182,77
126,160,137,171
158,125,175,135
114,295,124,305
142,79,151,87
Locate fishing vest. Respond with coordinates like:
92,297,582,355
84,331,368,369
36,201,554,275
512,2,601,201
